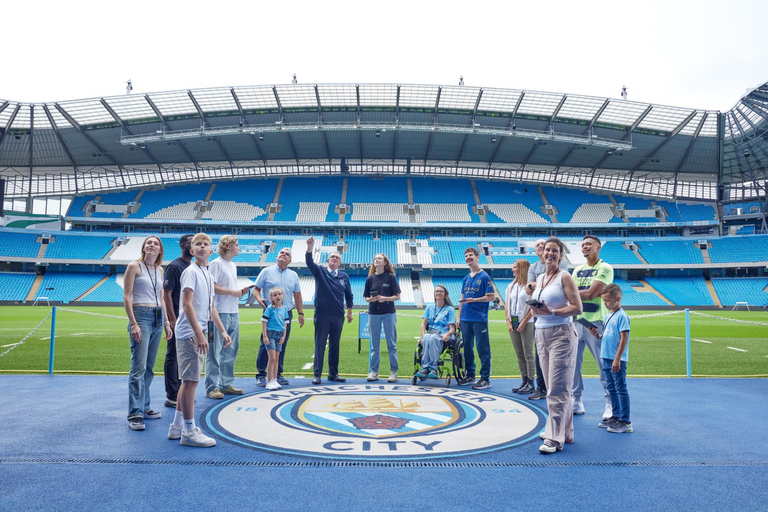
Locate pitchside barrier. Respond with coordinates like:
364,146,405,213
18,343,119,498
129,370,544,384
2,307,767,376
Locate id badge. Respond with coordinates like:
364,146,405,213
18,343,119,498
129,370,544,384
155,308,162,328
510,315,520,330
207,320,214,344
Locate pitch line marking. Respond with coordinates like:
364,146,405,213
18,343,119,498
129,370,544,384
727,347,748,352
694,339,713,344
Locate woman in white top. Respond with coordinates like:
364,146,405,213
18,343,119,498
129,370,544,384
506,259,535,394
528,237,582,454
123,236,172,431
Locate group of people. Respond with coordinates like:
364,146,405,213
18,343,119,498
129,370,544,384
124,232,632,453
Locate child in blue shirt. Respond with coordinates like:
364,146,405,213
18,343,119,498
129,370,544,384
590,283,632,433
262,287,289,391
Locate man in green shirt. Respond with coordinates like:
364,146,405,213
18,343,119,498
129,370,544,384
572,235,614,421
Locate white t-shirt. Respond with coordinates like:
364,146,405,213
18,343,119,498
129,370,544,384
209,257,239,314
174,262,214,340
505,281,530,319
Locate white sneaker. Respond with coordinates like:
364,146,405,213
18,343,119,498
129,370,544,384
367,371,379,382
266,380,281,390
573,400,585,415
388,371,398,383
168,424,182,440
539,440,558,454
180,427,216,447
603,402,614,421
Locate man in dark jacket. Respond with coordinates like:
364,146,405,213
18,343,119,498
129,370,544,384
305,236,353,385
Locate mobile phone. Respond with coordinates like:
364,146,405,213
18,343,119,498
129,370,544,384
207,320,214,343
525,299,544,308
510,315,520,330
370,290,379,297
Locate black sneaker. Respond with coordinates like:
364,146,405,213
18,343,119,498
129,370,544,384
129,417,145,431
458,376,476,386
528,388,547,400
276,375,290,386
164,399,177,408
472,379,491,390
256,376,267,387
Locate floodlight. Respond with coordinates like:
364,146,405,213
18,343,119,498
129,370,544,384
490,137,497,143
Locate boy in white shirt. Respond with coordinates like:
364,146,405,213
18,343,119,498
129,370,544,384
170,233,231,447
205,235,249,399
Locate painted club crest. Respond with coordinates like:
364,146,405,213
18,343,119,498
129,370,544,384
204,384,547,461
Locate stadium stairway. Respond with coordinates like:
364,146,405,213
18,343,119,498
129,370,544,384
631,245,647,264
638,279,674,305
700,243,713,265
705,278,723,308
78,276,111,301
470,181,488,223
35,241,47,259
538,187,558,223
25,274,44,303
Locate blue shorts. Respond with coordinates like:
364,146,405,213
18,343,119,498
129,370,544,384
264,330,285,352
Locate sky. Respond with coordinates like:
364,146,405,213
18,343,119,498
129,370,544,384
2,0,767,111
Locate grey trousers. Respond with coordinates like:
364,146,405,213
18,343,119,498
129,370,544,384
536,323,578,450
572,320,610,403
508,322,535,379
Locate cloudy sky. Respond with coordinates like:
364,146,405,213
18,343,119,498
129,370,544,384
3,0,766,111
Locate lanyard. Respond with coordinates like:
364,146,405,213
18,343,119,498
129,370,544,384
537,270,560,302
192,262,212,317
431,304,446,326
604,308,620,331
143,260,159,307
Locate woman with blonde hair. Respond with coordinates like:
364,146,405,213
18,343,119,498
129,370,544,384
506,258,535,394
123,236,172,431
364,253,401,382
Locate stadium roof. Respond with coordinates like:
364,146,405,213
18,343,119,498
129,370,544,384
1,82,766,202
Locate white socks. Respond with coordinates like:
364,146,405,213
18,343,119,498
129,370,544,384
183,418,196,433
172,410,184,428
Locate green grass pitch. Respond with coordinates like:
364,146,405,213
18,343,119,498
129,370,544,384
0,306,766,378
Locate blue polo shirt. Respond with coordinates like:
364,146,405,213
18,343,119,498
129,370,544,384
255,264,301,311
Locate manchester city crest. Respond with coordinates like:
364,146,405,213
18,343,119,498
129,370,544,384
203,384,546,460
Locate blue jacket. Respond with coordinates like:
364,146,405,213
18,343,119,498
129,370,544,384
306,252,353,317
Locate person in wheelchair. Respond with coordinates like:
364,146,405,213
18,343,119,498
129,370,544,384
416,285,456,379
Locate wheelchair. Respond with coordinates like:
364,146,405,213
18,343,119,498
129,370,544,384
411,329,466,387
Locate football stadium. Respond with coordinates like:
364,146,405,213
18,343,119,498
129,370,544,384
1,77,767,510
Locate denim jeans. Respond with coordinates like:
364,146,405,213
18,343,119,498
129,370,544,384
128,306,163,419
257,310,292,377
369,313,398,372
462,321,491,381
603,358,630,422
205,312,240,393
421,333,450,371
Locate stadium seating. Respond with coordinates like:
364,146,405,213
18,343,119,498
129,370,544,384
636,240,704,265
612,277,669,306
45,235,114,260
35,272,108,303
0,231,41,258
598,242,643,265
644,276,714,306
708,235,768,263
711,277,768,307
346,177,408,203
485,203,548,223
84,274,125,302
475,181,545,218
0,272,36,302
541,187,613,223
128,183,211,218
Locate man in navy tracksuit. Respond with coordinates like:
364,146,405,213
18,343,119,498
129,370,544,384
306,236,354,384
